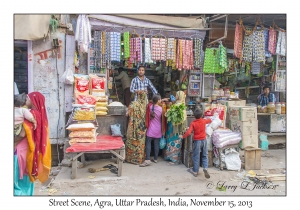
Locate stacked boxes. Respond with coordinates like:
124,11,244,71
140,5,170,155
228,106,258,149
218,100,246,128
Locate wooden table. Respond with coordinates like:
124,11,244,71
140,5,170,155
66,135,125,179
257,113,286,133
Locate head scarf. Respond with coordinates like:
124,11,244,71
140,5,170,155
28,92,48,156
176,91,186,105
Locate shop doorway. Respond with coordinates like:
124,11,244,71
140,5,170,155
14,40,28,94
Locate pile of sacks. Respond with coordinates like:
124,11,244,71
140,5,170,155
212,129,242,148
66,123,97,145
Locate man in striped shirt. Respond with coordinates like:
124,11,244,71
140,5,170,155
130,66,158,101
257,86,276,107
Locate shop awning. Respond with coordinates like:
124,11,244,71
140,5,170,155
89,14,206,29
88,14,207,39
14,15,51,40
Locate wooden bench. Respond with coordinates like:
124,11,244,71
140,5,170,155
66,115,127,179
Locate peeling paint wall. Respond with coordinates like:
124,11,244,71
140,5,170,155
32,31,66,139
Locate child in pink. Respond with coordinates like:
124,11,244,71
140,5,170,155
14,94,36,137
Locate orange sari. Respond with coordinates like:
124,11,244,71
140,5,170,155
25,92,51,183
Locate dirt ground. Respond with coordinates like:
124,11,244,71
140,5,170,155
34,149,286,196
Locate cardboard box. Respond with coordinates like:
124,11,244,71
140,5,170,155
228,106,257,121
240,134,258,149
230,120,258,136
244,148,261,170
219,100,246,108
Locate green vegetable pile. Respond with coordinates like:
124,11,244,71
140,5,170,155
166,103,186,125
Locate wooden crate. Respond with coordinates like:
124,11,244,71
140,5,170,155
244,148,261,170
183,149,193,168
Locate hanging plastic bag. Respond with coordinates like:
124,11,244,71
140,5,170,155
61,68,74,85
160,136,166,149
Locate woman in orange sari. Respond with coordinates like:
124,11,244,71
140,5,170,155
14,92,51,195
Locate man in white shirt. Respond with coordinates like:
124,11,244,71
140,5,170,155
14,82,19,95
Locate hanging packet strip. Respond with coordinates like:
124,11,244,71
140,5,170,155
110,32,121,62
233,23,243,60
276,31,286,56
268,28,277,55
264,29,272,57
123,32,130,59
144,38,153,63
253,30,266,62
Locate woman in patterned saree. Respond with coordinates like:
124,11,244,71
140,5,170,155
164,90,187,165
14,92,52,195
125,91,148,165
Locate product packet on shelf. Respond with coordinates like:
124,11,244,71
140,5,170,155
66,104,98,127
74,74,90,96
75,94,97,105
89,74,106,97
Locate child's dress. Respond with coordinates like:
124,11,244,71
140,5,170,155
14,107,34,136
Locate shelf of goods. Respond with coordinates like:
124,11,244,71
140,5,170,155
188,73,202,96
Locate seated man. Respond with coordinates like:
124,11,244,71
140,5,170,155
257,86,276,107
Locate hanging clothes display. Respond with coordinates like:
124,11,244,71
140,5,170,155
144,38,153,63
264,29,272,58
193,38,203,69
110,32,121,62
253,29,266,62
75,15,92,53
268,28,277,55
234,23,243,60
242,28,254,62
276,31,286,56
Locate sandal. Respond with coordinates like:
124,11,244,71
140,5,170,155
110,167,118,174
151,159,158,163
139,161,151,167
103,164,115,169
187,168,198,177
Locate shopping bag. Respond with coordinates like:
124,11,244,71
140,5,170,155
160,136,166,149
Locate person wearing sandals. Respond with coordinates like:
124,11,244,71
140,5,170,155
140,94,162,167
179,108,212,178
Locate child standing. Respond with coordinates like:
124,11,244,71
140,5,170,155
140,94,162,167
14,93,37,137
179,108,212,178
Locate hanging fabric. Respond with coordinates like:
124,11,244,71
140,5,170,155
110,32,121,62
264,29,272,58
75,15,92,53
233,23,243,60
276,31,286,56
253,29,265,62
144,38,153,63
242,28,254,62
268,28,277,55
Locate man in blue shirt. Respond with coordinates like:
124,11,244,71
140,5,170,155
258,86,276,107
130,66,158,101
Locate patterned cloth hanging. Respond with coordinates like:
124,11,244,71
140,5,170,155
110,32,121,62
264,29,272,58
253,30,265,62
268,28,277,55
234,23,243,60
144,38,153,63
242,28,254,62
276,31,286,56
193,38,203,69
